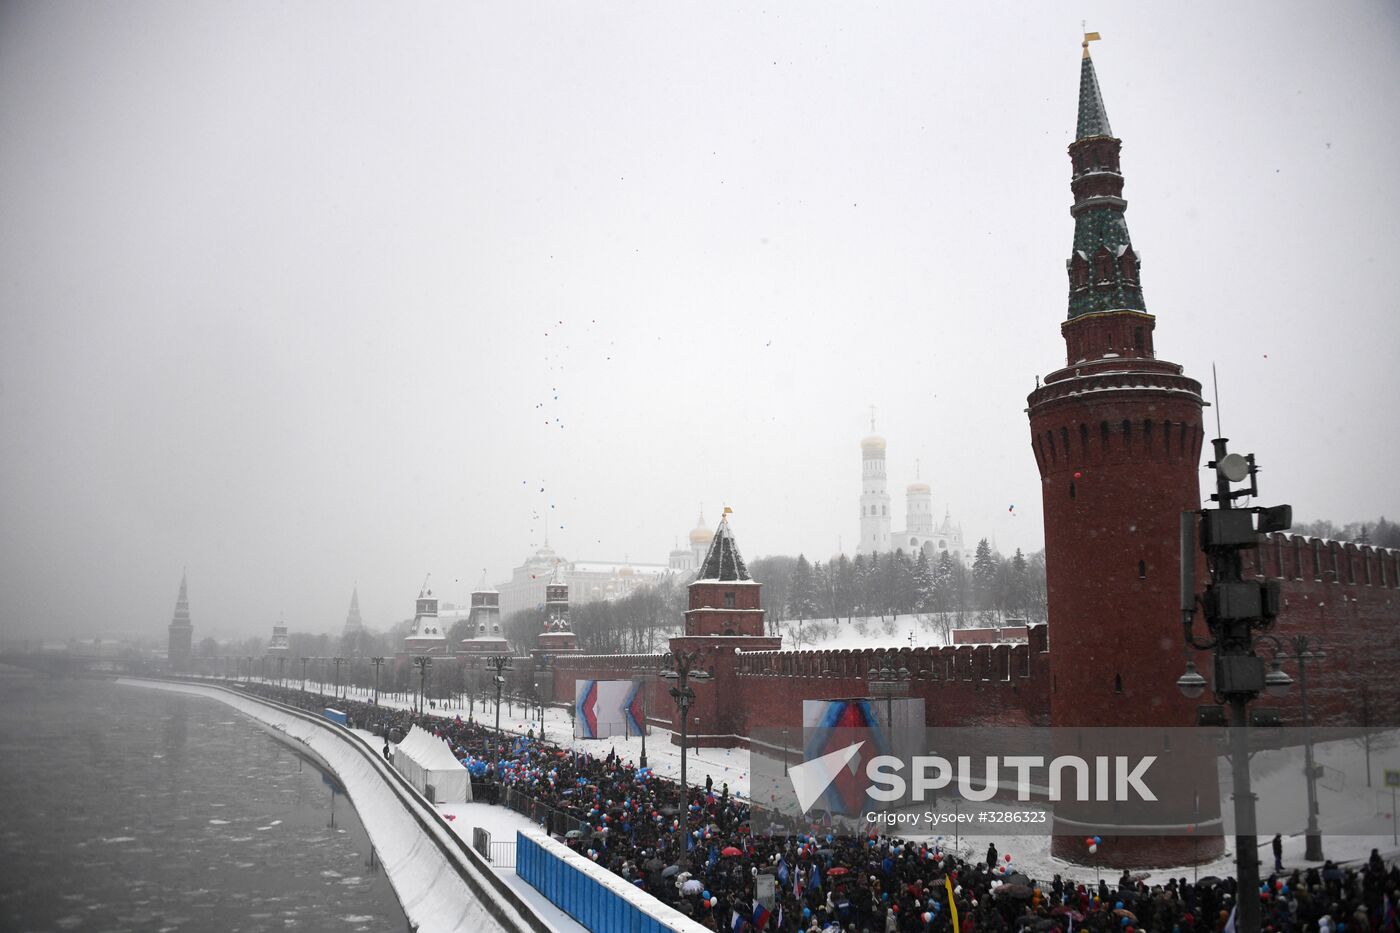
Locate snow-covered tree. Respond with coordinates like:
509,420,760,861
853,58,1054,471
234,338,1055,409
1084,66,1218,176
972,538,1000,623
913,549,935,612
788,554,818,621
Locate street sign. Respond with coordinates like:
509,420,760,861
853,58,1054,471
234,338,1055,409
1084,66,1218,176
1385,769,1400,788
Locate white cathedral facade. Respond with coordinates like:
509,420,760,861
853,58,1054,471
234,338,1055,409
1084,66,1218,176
858,430,965,562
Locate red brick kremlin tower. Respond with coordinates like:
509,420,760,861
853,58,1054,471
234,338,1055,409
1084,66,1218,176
167,570,193,672
668,510,781,745
1027,36,1221,866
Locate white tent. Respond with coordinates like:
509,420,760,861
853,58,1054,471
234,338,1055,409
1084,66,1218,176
392,725,472,803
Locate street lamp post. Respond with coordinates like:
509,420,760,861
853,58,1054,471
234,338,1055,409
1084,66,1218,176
333,656,345,700
632,666,651,769
487,655,513,736
660,649,712,812
413,656,432,715
1179,437,1294,933
301,656,309,692
1259,634,1326,861
371,656,385,706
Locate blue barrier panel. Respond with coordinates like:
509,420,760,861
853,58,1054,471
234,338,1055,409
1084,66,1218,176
515,831,707,933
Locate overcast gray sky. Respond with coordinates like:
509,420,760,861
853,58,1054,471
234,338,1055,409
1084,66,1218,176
3,1,1397,642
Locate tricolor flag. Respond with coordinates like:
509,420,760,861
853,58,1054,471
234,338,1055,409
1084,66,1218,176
752,900,771,930
731,909,747,932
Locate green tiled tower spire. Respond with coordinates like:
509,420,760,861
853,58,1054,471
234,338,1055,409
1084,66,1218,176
1066,37,1145,320
1076,46,1113,139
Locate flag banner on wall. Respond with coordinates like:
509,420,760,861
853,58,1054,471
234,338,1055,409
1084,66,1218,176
574,679,647,739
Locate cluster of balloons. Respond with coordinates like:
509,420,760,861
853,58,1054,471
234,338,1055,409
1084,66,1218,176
1084,835,1103,854
700,890,719,910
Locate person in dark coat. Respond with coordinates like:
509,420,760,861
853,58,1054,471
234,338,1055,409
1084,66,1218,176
987,843,998,870
1273,834,1284,872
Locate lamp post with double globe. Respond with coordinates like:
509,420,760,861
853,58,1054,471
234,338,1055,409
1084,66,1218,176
660,650,712,812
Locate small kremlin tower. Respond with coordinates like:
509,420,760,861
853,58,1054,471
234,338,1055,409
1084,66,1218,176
343,586,363,637
683,513,764,637
402,577,449,655
268,617,290,657
1027,34,1219,866
531,562,580,700
459,583,510,654
667,510,781,745
166,571,193,672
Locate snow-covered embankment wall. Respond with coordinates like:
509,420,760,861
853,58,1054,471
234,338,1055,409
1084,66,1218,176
117,678,546,933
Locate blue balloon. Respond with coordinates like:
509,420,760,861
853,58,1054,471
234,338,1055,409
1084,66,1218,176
803,909,812,919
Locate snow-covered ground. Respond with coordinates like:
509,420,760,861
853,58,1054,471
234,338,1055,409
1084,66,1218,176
779,614,959,651
433,803,587,933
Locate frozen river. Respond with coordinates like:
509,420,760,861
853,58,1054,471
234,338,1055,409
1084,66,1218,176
0,669,406,933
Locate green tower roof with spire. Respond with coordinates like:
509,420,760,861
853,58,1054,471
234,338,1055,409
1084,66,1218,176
1076,50,1113,139
1066,38,1146,320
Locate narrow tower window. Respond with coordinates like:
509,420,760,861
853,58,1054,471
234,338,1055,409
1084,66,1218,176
1114,674,1123,694
1138,560,1147,579
1069,481,1077,499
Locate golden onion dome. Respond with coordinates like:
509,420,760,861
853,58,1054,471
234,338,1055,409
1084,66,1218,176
907,482,931,494
689,519,713,545
861,435,887,451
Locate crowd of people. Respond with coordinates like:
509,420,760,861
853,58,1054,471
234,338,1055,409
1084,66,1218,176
234,680,1398,933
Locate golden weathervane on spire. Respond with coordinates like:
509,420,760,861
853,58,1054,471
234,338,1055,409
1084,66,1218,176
1082,24,1101,59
